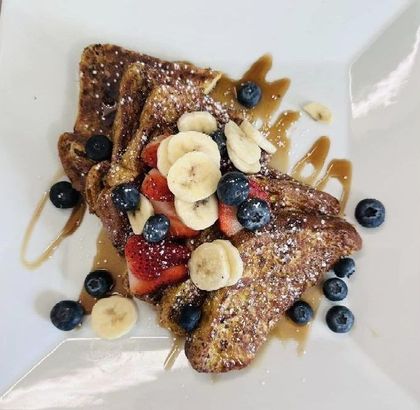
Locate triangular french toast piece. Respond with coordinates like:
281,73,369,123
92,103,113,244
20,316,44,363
184,209,361,372
75,44,221,138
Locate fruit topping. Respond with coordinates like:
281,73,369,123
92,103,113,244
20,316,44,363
323,278,348,302
225,121,261,166
174,195,218,230
213,239,244,286
150,199,199,238
157,136,173,176
143,214,170,243
141,135,168,168
111,183,140,211
85,134,113,161
179,304,202,332
303,102,332,124
127,194,154,235
167,152,221,202
219,202,243,237
125,235,190,280
240,119,277,154
355,198,385,228
237,81,262,108
237,198,271,231
211,129,227,156
217,171,249,206
141,169,174,201
333,257,355,278
287,301,313,325
326,305,354,333
91,295,137,339
177,111,218,134
84,270,114,298
49,181,80,209
248,179,269,201
50,300,84,331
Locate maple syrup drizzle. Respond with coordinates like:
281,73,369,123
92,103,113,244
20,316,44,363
211,55,290,126
271,285,322,354
291,136,331,185
164,336,184,370
315,159,352,214
78,228,129,314
20,192,86,270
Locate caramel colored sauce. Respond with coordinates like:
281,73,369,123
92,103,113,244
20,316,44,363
20,192,86,270
315,159,352,214
267,111,300,172
291,136,330,185
211,55,290,126
164,336,184,370
78,228,129,313
271,285,322,355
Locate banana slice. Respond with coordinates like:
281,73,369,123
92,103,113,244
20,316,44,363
157,136,172,176
177,111,218,134
167,131,220,166
227,145,261,174
167,151,221,202
303,102,333,124
240,120,277,154
189,242,230,291
213,240,243,286
91,296,137,340
224,120,261,165
127,194,154,235
174,194,218,230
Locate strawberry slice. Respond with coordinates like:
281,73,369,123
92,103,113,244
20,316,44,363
141,169,174,201
249,179,270,201
218,202,243,237
141,135,169,168
219,179,269,237
129,265,188,296
125,235,190,280
151,199,199,238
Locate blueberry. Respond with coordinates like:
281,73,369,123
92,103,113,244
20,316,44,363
355,198,385,228
85,135,113,161
237,198,271,231
179,304,202,332
217,171,249,206
49,181,80,209
326,305,354,333
211,129,227,155
287,301,313,325
84,270,114,298
323,278,348,301
50,300,84,331
112,183,140,211
333,257,355,278
237,81,262,108
143,214,170,243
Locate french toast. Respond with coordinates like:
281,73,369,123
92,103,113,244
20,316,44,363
56,44,363,373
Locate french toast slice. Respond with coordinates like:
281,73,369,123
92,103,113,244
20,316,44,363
184,209,361,372
75,44,221,138
157,170,347,337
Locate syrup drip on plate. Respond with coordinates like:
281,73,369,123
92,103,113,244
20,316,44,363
20,190,86,270
78,228,129,314
164,336,185,370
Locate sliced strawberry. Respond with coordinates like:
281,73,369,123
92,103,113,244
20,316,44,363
125,235,190,280
129,265,188,296
249,179,270,201
218,202,243,237
218,179,269,237
151,199,199,238
141,169,174,201
141,134,169,168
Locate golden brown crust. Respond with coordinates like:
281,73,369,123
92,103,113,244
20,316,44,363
185,211,361,372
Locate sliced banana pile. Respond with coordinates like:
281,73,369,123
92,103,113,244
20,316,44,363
127,194,154,234
91,295,138,340
225,120,276,174
156,111,222,231
189,239,244,291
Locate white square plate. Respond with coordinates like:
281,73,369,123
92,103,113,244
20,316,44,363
1,0,420,409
